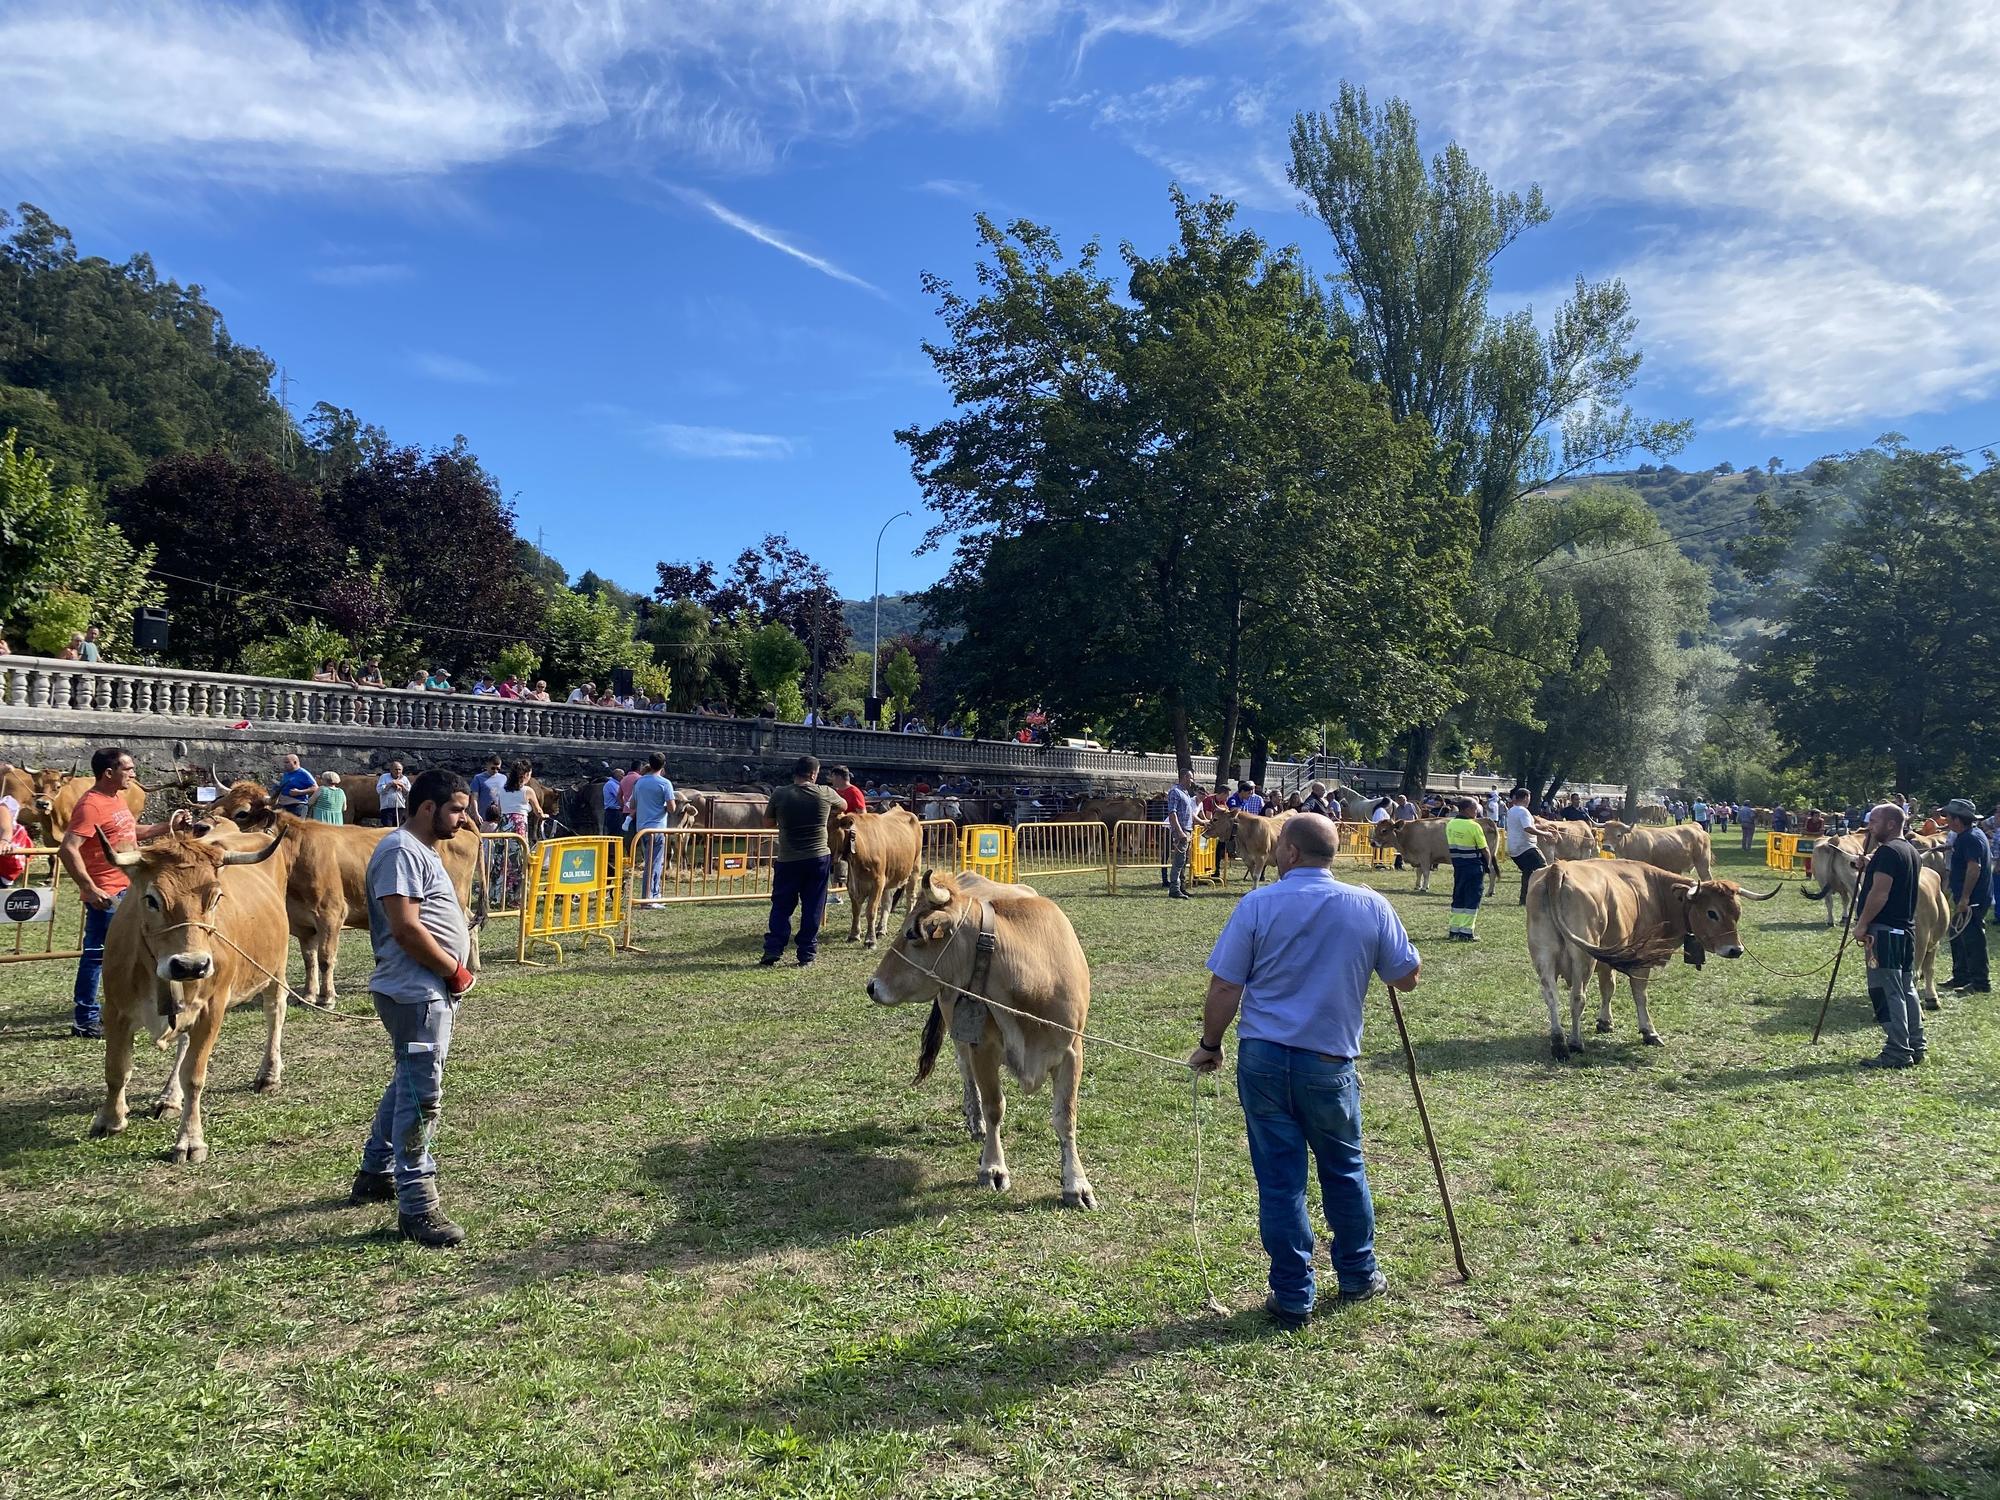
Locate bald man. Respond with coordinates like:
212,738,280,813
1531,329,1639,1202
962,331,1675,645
1189,814,1422,1325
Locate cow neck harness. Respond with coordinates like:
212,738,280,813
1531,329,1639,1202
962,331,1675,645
891,897,1000,1043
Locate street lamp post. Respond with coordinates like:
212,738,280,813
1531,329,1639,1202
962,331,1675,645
871,509,912,728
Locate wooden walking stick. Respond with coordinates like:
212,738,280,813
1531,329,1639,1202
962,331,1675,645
1384,982,1471,1282
1810,830,1874,1045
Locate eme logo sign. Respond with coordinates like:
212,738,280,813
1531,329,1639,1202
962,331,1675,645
556,849,599,887
2,887,54,924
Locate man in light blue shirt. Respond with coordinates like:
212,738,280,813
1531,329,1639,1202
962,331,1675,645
629,752,679,900
1190,813,1421,1325
1164,768,1199,899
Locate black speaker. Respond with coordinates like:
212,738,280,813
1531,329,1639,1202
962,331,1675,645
864,695,883,726
132,606,170,654
610,666,635,698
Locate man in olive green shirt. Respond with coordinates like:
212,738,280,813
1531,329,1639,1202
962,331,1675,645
762,756,843,967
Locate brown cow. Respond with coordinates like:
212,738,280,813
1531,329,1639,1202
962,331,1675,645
1203,807,1289,885
1527,859,1779,1059
88,829,294,1163
835,806,922,947
38,773,147,846
203,810,484,1006
1599,820,1715,880
865,870,1097,1208
1370,817,1501,895
1800,832,1866,927
1531,819,1602,864
1075,795,1147,829
678,790,770,830
3,765,70,846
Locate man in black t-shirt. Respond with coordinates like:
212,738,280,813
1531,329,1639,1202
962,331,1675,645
1853,803,1925,1068
761,756,843,968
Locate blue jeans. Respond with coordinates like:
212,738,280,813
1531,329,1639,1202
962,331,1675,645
360,994,457,1213
639,826,668,900
1236,1039,1376,1311
73,895,121,1030
765,856,832,962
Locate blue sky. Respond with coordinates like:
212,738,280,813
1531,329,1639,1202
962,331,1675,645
6,1,2000,602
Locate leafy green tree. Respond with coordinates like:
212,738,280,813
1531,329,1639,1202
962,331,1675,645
539,585,643,695
883,646,922,725
0,429,88,626
1747,445,2000,797
1288,85,1691,790
494,641,541,684
746,620,809,708
642,597,725,711
25,589,92,655
241,619,353,680
902,194,1468,777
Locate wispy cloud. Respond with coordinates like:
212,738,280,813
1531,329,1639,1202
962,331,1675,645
667,185,884,297
309,262,414,287
410,351,504,385
917,178,983,201
646,423,795,460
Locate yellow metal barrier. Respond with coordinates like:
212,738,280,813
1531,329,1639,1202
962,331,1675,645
478,830,532,919
961,824,1015,882
1189,826,1222,884
627,827,780,911
1767,831,1804,875
1336,821,1382,866
1109,819,1165,892
0,849,86,965
1014,821,1109,883
518,836,627,964
920,818,961,876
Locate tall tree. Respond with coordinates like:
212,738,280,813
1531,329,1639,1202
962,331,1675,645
1746,445,2000,797
902,195,1470,778
1289,85,1691,790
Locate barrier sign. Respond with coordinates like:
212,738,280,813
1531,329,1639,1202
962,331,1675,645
1767,831,1804,875
518,836,626,964
961,824,1016,882
1,887,54,924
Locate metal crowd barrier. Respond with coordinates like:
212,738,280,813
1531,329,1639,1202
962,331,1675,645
0,848,86,965
1767,831,1805,875
1337,821,1383,865
627,827,781,910
518,836,626,964
919,818,961,876
1014,820,1109,884
1108,820,1165,892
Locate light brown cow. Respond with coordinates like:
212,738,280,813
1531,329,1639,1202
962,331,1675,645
678,790,770,830
1369,817,1500,895
88,829,294,1163
1599,820,1715,880
835,806,922,947
1526,859,1779,1059
865,870,1097,1208
203,810,484,1006
1532,819,1603,864
3,765,70,846
1801,832,1866,927
1203,807,1289,885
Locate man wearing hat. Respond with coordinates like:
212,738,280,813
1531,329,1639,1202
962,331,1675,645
1851,802,1926,1067
1943,798,1991,993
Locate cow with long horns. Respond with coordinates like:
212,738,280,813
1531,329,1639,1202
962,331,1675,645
1526,859,1780,1059
87,827,295,1164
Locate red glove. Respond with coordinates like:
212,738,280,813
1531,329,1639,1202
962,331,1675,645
446,964,476,997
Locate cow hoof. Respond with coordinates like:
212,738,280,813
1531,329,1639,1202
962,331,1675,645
150,1101,181,1120
865,940,877,951
977,1167,1010,1194
253,1074,280,1095
1641,1032,1665,1046
1549,1037,1569,1061
1596,1019,1614,1034
1060,1186,1099,1210
169,1142,205,1165
1922,1000,1941,1013
87,1114,125,1139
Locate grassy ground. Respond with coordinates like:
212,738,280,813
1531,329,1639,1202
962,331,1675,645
1,841,1996,1498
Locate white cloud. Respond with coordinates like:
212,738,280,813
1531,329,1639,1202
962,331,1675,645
1091,76,1213,126
647,423,795,460
309,262,414,287
411,351,504,384
1290,0,2000,428
667,186,884,297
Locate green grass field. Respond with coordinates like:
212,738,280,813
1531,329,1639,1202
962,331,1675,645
2,842,1996,1498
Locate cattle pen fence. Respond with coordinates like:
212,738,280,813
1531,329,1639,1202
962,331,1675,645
0,848,87,967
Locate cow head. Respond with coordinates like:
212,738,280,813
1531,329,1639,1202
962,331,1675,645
1598,820,1633,852
830,809,860,859
1370,818,1408,848
1204,808,1237,841
98,829,284,1032
1674,878,1780,963
208,781,274,829
865,870,968,1011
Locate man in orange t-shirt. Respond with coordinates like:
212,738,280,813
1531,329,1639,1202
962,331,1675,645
57,746,183,1039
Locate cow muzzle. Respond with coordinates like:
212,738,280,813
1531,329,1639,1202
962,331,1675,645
1714,943,1744,960
158,952,214,983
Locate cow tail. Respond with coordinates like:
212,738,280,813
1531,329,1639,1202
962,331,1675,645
915,998,945,1083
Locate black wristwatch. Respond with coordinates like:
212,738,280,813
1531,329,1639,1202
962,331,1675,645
1197,1034,1224,1052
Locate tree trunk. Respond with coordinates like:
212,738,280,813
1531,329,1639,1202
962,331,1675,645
1622,776,1643,820
1212,589,1245,792
1171,695,1193,780
1400,720,1436,796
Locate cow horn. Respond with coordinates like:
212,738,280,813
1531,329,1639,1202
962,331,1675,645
222,831,286,866
1737,881,1783,902
96,828,141,868
922,868,953,906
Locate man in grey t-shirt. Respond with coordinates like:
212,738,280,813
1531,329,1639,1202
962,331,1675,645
351,769,476,1247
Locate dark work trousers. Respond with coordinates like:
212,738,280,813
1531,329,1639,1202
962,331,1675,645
766,855,833,962
1512,847,1547,905
1950,906,1990,989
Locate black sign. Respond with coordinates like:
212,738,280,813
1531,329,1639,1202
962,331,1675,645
2,888,44,923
